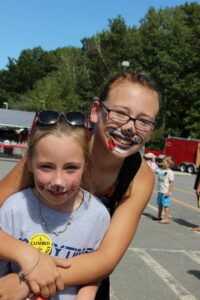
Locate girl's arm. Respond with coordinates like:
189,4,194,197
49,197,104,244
0,159,32,206
0,230,69,297
0,273,30,300
166,181,174,195
57,159,155,285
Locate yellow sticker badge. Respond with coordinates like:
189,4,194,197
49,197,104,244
29,233,52,254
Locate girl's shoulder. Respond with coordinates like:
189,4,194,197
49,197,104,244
82,189,110,218
1,188,33,210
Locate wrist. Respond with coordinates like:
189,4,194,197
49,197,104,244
14,242,39,269
18,250,40,281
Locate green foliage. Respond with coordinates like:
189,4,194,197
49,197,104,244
0,3,200,145
146,127,166,151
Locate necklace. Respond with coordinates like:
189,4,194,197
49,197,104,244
38,190,84,236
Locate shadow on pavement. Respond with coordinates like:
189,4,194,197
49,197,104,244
172,218,199,229
187,270,200,280
142,212,155,219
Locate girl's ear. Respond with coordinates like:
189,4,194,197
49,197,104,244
90,100,101,124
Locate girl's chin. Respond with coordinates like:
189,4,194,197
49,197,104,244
112,146,132,155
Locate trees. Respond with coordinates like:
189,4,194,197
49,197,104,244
0,3,199,144
138,3,200,139
0,47,57,108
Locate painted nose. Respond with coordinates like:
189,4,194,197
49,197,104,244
52,171,66,191
121,120,136,135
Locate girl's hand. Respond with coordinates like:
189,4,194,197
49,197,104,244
0,273,30,300
23,253,70,298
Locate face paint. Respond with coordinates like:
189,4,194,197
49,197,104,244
106,128,144,154
36,180,80,195
108,138,116,151
131,134,144,145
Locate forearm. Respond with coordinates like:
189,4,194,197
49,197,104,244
58,221,138,286
167,182,174,195
0,230,38,264
58,246,113,286
0,273,30,299
58,213,134,285
0,158,32,206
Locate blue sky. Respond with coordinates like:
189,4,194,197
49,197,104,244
0,0,199,69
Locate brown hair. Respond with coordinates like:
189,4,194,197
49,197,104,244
99,70,159,103
28,119,93,193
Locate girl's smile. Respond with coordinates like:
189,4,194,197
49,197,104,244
91,82,159,157
28,134,85,212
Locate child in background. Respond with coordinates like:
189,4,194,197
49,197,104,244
155,156,174,224
0,111,110,300
144,153,158,172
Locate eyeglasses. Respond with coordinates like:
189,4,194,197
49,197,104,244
101,102,156,132
31,110,91,132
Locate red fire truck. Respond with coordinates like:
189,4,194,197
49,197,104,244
164,137,200,173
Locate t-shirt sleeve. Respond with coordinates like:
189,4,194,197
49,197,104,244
0,199,15,276
0,196,16,234
168,170,174,182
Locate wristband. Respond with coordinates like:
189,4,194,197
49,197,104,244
18,250,40,281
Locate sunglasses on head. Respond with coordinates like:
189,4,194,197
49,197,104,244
31,110,91,132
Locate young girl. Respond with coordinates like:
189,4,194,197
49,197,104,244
0,112,110,300
0,70,159,300
155,156,174,224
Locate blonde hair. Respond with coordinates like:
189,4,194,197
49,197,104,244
28,119,93,192
163,156,174,168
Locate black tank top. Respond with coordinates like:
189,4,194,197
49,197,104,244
95,152,142,300
98,151,142,214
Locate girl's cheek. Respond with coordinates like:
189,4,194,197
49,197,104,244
34,171,51,186
69,173,83,188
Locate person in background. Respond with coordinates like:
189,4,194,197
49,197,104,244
154,156,174,224
19,128,29,157
0,112,110,300
191,166,200,231
19,128,29,144
0,70,159,300
144,153,158,172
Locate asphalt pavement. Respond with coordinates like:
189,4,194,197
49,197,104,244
110,172,200,300
0,158,200,300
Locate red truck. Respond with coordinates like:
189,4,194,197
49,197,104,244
164,137,200,174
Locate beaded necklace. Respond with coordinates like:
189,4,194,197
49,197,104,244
39,191,84,236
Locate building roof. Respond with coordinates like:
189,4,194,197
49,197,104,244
0,109,35,129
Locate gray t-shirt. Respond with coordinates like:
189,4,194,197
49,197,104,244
0,188,110,300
